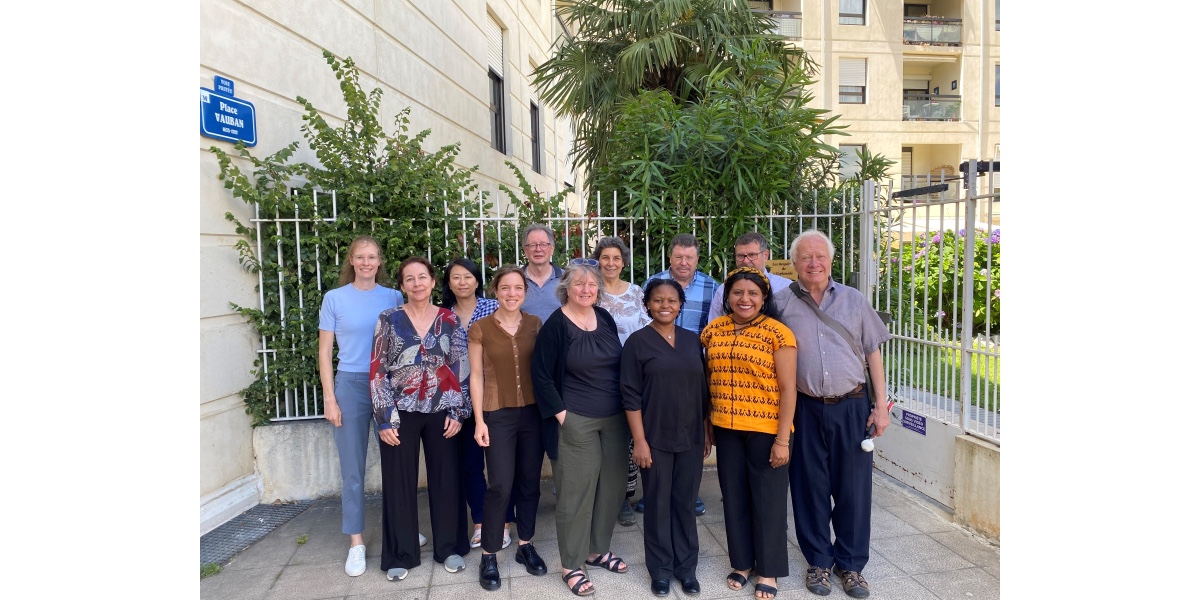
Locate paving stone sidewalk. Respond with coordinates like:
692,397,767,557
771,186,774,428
201,469,999,600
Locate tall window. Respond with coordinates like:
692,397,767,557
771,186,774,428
839,58,867,104
530,102,542,174
489,70,505,152
486,16,506,153
840,0,866,26
839,145,865,179
995,64,1000,107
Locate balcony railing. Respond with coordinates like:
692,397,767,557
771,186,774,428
903,17,963,46
753,10,802,41
903,94,962,121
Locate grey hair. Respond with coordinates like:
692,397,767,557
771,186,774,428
789,229,835,260
521,223,555,247
555,263,607,306
590,236,631,266
734,231,769,251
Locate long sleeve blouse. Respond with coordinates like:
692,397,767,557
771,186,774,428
620,326,710,452
369,306,470,429
531,306,621,459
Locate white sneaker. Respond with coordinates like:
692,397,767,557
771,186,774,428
471,527,482,548
345,544,367,577
502,527,512,549
419,532,428,547
444,553,466,573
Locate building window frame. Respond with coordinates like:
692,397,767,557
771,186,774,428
994,64,1000,107
530,102,542,174
489,69,505,152
839,58,867,104
840,0,866,26
839,144,866,179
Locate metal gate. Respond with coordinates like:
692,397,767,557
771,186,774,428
865,160,1000,508
243,166,1000,508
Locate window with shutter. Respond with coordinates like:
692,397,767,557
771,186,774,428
839,58,866,104
486,17,506,153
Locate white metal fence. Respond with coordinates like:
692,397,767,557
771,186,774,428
250,169,1000,444
869,160,1001,443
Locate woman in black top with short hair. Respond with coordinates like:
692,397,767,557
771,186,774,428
620,278,711,597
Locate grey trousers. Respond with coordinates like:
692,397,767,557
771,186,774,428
551,411,631,569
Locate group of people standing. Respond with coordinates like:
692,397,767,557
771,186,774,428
316,223,892,600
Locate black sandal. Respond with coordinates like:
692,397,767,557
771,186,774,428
562,568,595,596
726,571,749,590
585,551,628,573
755,582,778,599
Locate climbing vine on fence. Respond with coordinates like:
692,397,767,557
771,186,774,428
210,50,484,425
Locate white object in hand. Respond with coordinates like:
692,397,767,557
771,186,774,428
860,437,875,452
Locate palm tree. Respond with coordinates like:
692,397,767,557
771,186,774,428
532,0,811,194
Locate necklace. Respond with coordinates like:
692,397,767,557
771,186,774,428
494,311,522,333
652,324,674,343
405,303,437,336
567,307,595,331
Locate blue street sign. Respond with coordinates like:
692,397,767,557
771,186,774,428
200,87,257,147
214,76,234,96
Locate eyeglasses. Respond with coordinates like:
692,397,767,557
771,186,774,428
735,251,763,262
524,242,551,250
569,258,599,266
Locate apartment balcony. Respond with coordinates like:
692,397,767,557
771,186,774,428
753,10,802,41
903,94,962,121
903,17,963,46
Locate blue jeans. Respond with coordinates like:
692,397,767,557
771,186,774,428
333,371,376,535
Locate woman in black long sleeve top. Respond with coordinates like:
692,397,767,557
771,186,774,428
620,278,711,597
531,261,632,597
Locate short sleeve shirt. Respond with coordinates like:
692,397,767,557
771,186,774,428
700,314,797,435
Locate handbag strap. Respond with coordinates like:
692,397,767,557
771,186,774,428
789,281,864,365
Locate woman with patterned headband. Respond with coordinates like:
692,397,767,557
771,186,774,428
699,267,797,600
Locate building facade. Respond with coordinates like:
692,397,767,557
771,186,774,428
751,0,1000,188
199,0,1000,533
199,0,576,534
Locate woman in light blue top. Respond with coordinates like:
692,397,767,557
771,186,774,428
318,235,405,577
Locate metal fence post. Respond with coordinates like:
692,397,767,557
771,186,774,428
960,160,977,431
857,180,875,296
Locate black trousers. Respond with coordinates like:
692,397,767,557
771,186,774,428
641,443,703,580
790,392,873,572
379,410,470,570
480,404,544,553
713,425,790,578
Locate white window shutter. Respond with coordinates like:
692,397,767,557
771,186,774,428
486,17,504,74
839,58,866,87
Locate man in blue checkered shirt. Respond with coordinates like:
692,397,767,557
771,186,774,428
643,233,718,336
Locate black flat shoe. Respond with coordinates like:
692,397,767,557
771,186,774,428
651,579,670,596
515,543,548,576
478,554,501,591
680,576,701,595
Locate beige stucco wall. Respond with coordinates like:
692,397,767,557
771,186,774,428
199,0,575,532
953,434,1000,543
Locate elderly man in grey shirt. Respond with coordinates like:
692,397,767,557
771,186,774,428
774,229,890,599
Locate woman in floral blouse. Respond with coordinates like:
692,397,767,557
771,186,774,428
370,256,471,581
